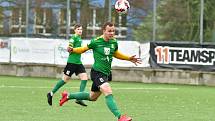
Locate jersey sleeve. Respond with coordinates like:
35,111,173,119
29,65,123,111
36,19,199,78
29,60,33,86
68,36,75,47
87,38,96,49
114,50,130,60
69,35,77,47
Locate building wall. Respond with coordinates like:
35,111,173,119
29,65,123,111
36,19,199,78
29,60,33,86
0,1,128,39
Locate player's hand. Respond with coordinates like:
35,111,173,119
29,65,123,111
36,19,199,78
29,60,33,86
129,55,142,66
67,46,73,53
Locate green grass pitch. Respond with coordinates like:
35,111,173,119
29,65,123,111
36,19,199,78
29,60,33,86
0,75,215,121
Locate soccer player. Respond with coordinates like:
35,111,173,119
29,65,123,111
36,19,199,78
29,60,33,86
47,24,88,106
60,22,141,121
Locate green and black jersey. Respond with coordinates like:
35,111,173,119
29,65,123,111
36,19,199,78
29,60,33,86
88,36,118,75
67,34,82,64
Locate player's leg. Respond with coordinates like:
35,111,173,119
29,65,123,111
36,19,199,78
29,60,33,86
59,90,102,106
76,64,88,92
78,73,88,92
59,78,102,106
47,74,70,106
75,72,88,106
75,64,88,106
53,74,71,94
47,63,74,106
99,82,121,119
90,68,127,120
100,81,132,121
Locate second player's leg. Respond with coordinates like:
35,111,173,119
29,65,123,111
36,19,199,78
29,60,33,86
78,72,88,92
47,74,71,106
76,72,88,106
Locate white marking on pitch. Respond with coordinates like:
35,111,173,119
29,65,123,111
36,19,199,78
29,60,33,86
114,87,178,90
0,85,178,90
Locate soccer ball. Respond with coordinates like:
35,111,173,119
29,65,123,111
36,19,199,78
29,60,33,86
115,0,130,14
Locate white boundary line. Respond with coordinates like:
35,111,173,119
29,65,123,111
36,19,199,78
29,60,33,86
114,87,178,90
0,85,178,90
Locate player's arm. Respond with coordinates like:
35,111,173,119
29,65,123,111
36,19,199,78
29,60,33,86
67,43,73,52
113,50,142,65
67,36,75,52
67,46,90,54
113,50,130,60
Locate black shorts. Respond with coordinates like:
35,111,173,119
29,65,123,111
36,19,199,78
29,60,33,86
108,71,112,81
90,68,112,92
63,63,86,77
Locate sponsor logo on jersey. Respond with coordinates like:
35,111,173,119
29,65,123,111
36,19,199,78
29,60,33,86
104,47,110,55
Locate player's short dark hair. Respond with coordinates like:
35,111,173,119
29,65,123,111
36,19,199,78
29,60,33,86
74,23,82,30
102,22,114,31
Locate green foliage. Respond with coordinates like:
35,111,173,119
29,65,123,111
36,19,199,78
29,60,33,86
133,0,215,43
203,0,215,42
0,0,15,2
0,7,3,20
133,11,153,42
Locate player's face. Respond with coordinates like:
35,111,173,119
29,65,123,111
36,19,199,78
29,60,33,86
103,25,115,41
74,26,82,36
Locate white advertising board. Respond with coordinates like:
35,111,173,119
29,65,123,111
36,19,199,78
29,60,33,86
139,43,150,67
11,38,55,64
112,41,140,67
54,39,68,65
54,39,94,65
0,38,10,63
81,40,94,65
9,37,148,67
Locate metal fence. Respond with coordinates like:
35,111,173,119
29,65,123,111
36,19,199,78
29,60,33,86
0,0,214,43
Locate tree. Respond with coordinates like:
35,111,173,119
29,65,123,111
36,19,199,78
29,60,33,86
127,0,153,41
133,0,215,43
203,0,215,42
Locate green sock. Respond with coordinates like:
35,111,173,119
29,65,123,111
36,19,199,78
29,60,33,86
79,80,87,92
51,80,66,94
105,94,121,118
68,92,90,100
